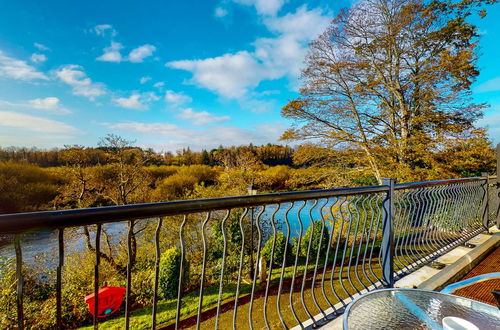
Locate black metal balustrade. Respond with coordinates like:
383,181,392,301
0,176,497,330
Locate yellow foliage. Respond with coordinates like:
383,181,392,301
0,161,60,214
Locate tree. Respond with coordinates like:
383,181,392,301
158,247,187,299
57,135,153,275
281,0,495,183
58,146,99,208
301,221,329,258
97,134,151,205
261,232,292,267
435,128,495,177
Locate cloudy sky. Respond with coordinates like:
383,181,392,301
0,0,499,152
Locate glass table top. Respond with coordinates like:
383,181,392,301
344,288,500,330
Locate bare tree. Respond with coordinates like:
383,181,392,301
281,0,492,182
58,135,152,274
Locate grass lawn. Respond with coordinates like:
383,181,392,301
80,234,441,329
80,256,384,329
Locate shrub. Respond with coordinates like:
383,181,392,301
158,247,188,299
145,165,179,184
0,161,60,213
177,165,219,184
301,221,329,258
0,256,16,328
255,166,291,190
208,213,243,279
261,232,291,267
154,174,198,200
132,268,155,306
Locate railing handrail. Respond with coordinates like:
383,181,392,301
394,176,485,190
0,176,486,234
0,185,388,233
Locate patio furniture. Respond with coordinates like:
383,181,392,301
441,272,500,294
85,286,126,318
343,288,500,330
441,272,500,307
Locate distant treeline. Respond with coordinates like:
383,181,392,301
0,144,296,168
0,132,495,215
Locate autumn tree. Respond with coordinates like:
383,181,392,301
281,0,495,183
96,134,151,205
152,165,219,200
57,146,100,208
56,135,153,274
434,128,495,177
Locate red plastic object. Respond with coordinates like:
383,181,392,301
85,286,126,318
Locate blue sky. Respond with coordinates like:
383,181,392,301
0,0,499,152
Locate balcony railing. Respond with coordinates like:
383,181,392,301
0,175,497,329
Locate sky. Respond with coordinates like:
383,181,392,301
0,0,499,152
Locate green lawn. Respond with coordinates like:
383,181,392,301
80,234,441,329
80,255,384,329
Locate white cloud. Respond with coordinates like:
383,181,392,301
142,91,160,102
113,93,147,110
168,51,263,98
167,5,331,98
263,6,330,41
97,43,156,63
28,97,70,114
140,76,152,84
104,120,286,151
176,108,230,126
27,97,71,114
30,53,47,63
215,6,229,18
97,42,123,62
0,98,70,114
34,43,50,51
0,111,78,134
92,24,155,64
128,44,156,63
233,0,286,16
94,24,117,37
106,122,191,137
153,81,165,88
0,50,48,81
29,97,60,109
55,65,106,100
113,92,160,110
165,90,192,106
475,77,500,93
254,6,331,80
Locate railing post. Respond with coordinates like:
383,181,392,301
481,172,490,231
381,178,395,288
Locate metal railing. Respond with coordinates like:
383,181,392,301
0,176,496,329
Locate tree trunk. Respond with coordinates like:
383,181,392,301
361,146,383,184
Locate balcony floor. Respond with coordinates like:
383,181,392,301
452,246,500,306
